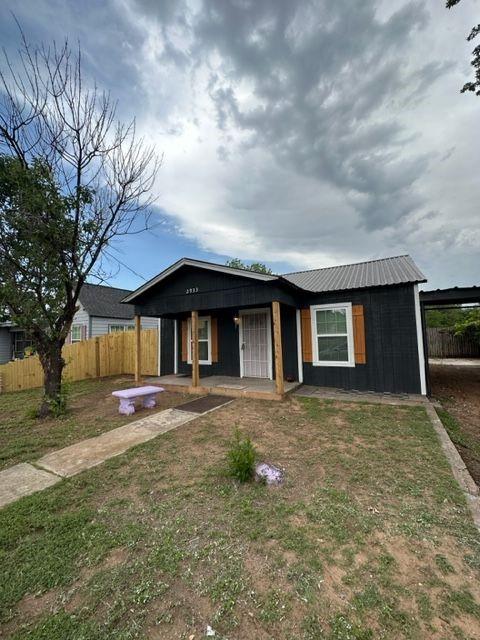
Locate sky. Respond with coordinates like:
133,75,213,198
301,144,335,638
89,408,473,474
0,0,479,291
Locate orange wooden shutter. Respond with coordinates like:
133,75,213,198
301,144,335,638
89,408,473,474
300,308,312,363
352,305,366,364
211,318,218,363
181,320,188,362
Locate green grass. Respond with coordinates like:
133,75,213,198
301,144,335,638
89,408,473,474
0,377,187,470
0,394,479,639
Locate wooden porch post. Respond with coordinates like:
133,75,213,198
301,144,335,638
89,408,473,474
134,314,142,383
272,301,284,395
191,310,200,388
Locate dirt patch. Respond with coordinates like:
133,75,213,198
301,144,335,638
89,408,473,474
430,363,480,484
2,395,480,639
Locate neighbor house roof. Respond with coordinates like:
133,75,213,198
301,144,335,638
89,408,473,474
282,255,426,292
79,283,135,319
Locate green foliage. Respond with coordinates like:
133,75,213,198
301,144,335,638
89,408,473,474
426,307,480,344
225,258,273,274
453,308,480,344
425,307,468,328
0,157,80,332
447,0,480,95
227,428,256,482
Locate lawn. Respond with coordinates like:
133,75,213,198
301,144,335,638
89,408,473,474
0,377,189,471
1,383,480,639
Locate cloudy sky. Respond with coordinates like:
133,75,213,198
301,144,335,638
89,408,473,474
1,0,479,290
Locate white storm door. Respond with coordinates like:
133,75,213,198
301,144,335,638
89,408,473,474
240,310,271,378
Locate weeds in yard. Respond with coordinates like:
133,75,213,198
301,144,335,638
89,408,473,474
226,428,256,482
1,395,480,639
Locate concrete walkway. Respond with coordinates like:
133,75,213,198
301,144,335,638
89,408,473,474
429,358,480,367
0,399,230,509
294,385,426,406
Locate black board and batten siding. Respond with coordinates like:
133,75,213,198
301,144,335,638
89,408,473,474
177,309,241,378
136,264,423,395
134,266,297,317
301,284,422,394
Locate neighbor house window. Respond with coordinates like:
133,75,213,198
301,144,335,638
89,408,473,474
188,316,211,365
71,325,83,343
109,324,135,333
311,303,354,367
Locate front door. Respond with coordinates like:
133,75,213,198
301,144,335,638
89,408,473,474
240,309,272,378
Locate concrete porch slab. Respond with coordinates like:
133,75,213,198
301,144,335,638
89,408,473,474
0,463,61,508
148,374,300,401
36,408,197,478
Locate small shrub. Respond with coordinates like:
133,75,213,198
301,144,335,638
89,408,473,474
227,429,256,482
42,381,71,419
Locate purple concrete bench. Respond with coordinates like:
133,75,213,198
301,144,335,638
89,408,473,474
112,385,165,415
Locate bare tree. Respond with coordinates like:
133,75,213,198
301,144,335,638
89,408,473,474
0,31,159,416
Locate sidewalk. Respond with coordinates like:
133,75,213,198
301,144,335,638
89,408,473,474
0,396,232,509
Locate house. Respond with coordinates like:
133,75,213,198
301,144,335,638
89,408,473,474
67,283,158,343
122,255,428,396
0,283,158,364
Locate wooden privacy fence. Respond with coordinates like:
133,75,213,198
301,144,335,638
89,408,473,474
427,327,480,358
0,329,158,393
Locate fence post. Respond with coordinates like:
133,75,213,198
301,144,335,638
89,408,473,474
134,315,142,383
95,337,100,378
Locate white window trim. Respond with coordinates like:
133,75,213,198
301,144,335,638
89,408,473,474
310,302,355,367
108,324,135,333
71,324,83,343
187,315,212,365
413,284,427,395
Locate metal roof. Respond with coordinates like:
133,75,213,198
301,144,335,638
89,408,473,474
283,255,426,292
79,283,135,319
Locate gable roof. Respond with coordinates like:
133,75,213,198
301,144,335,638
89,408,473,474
122,257,278,303
283,255,426,292
123,254,426,304
79,283,135,319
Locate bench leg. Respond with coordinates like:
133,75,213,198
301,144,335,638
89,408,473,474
119,398,136,415
142,394,156,409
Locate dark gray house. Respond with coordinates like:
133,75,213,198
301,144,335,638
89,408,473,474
0,283,158,364
123,255,428,396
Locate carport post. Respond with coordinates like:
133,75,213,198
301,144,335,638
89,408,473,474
134,314,142,383
272,301,284,395
191,310,200,388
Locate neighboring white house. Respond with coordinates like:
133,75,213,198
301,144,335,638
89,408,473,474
0,283,158,364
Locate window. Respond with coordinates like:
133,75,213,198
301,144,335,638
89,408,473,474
311,303,355,367
109,324,135,333
71,325,83,343
187,316,211,365
12,331,33,359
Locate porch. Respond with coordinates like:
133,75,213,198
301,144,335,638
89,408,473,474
147,374,300,401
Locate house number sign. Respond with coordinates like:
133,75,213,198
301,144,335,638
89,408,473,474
185,287,199,294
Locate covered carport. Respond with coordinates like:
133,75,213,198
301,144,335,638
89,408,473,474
420,286,480,394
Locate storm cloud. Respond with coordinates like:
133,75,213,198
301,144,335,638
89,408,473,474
0,0,479,287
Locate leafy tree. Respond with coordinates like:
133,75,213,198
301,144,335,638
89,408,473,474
226,258,273,274
425,307,469,328
454,308,480,343
0,33,158,416
447,0,480,95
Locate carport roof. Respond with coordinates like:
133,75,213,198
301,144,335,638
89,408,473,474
420,287,480,306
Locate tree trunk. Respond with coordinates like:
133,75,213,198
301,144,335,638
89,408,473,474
38,340,65,417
